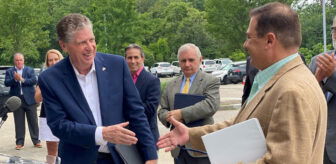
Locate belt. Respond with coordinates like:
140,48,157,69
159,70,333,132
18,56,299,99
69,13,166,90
97,152,112,160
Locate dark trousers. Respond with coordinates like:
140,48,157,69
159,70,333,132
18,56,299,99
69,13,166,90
174,148,210,164
13,96,39,145
325,149,336,164
96,153,114,164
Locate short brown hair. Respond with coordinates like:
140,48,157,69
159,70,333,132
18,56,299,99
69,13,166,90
56,13,93,42
250,2,301,48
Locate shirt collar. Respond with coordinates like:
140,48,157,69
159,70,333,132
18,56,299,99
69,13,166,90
71,61,96,77
254,53,299,90
15,66,24,71
132,66,144,77
183,71,197,83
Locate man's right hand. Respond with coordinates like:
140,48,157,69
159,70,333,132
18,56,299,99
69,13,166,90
14,72,22,81
102,122,138,145
157,117,189,152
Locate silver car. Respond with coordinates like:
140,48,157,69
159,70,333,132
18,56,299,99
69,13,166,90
171,61,181,75
150,62,174,77
200,60,217,73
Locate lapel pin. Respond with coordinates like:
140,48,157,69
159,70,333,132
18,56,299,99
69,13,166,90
102,67,106,71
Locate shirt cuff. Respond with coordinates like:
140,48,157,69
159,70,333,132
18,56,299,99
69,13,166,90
95,126,107,146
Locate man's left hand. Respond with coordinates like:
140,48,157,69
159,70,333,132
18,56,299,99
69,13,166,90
167,110,182,122
145,159,157,164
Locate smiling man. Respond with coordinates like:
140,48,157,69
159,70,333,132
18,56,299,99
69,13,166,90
124,44,161,145
38,14,157,164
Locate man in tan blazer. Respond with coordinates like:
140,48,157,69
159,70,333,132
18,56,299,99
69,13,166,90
158,43,220,164
157,2,327,164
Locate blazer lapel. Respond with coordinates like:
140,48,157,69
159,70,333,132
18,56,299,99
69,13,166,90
62,57,96,125
188,71,203,94
94,57,110,126
169,76,183,110
236,56,303,122
135,69,146,91
22,67,26,78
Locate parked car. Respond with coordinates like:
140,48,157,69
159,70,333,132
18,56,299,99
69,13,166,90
211,63,233,84
144,66,149,72
200,59,217,73
227,61,247,84
150,62,174,77
171,61,181,75
215,58,233,69
0,66,11,106
34,68,41,80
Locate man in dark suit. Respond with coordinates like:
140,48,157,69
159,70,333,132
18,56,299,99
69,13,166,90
5,52,41,150
241,57,259,105
309,16,336,164
158,43,220,164
38,14,157,164
124,43,160,144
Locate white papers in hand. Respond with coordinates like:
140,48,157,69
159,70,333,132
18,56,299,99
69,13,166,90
201,118,266,164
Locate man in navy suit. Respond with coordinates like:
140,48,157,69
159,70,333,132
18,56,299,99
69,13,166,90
124,44,160,144
38,14,157,164
5,52,41,150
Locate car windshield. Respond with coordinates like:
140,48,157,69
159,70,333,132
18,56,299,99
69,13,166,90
204,60,215,65
221,59,232,64
159,63,171,67
172,62,179,66
220,64,232,70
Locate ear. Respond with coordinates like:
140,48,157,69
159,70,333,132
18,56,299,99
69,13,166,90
200,56,203,62
265,32,276,48
59,40,68,53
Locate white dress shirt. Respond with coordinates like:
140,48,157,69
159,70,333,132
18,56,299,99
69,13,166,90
15,66,24,95
72,62,109,153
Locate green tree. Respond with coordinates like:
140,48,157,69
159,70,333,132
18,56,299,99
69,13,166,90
86,0,144,55
144,1,215,60
205,0,294,57
0,0,50,66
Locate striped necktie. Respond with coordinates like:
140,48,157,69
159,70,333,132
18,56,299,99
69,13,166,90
182,78,190,93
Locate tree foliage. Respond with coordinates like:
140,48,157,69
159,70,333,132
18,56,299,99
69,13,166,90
0,0,50,66
0,0,333,67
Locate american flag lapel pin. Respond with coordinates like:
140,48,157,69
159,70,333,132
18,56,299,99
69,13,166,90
102,67,106,71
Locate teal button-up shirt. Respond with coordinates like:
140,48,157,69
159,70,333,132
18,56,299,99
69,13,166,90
247,53,299,104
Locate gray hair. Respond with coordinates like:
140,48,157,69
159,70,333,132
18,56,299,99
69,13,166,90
124,44,145,58
13,52,24,59
177,43,202,59
56,13,93,42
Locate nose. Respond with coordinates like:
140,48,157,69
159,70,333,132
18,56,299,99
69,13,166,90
85,40,96,52
243,40,247,49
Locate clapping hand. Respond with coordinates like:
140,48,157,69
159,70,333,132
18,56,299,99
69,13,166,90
315,53,336,82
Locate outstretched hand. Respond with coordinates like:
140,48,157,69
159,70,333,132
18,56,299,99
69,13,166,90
102,122,138,145
157,117,189,152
